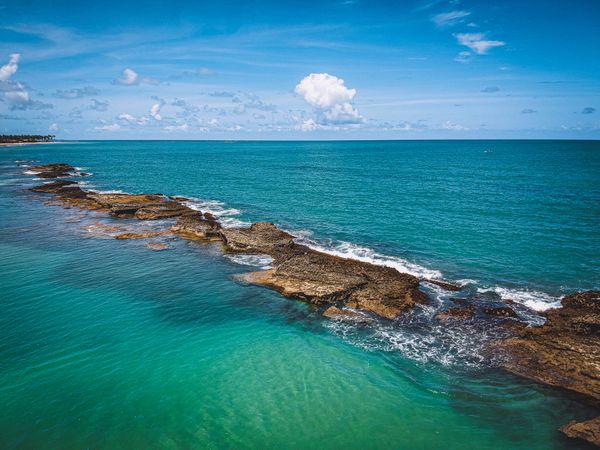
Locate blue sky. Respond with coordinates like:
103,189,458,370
1,0,599,139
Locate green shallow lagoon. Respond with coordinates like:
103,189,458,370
1,141,599,449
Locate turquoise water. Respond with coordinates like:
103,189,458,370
0,140,598,449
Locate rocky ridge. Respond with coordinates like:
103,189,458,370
26,162,600,446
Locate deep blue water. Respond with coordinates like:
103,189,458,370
0,140,598,449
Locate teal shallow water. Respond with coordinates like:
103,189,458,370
0,141,599,449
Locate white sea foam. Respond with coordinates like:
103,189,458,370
226,254,273,269
293,236,443,280
325,304,496,368
88,188,127,194
182,197,250,228
23,170,37,175
477,286,562,312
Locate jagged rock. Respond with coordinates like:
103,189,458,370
497,291,600,401
134,203,192,220
203,212,217,222
85,193,194,219
27,163,429,321
243,249,426,320
29,163,75,178
171,214,221,240
560,416,600,447
55,186,89,199
323,306,373,323
220,222,295,253
30,180,76,192
115,232,168,240
496,291,600,445
482,306,518,318
436,306,475,321
424,279,463,291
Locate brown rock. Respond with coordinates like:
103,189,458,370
560,416,600,447
482,306,518,318
134,203,192,220
85,193,193,219
436,306,475,321
29,163,75,178
203,212,217,222
220,222,295,253
171,214,221,240
29,163,430,322
496,291,600,438
424,279,463,291
30,180,77,192
115,231,168,240
242,249,426,320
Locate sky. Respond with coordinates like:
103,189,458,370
0,0,599,140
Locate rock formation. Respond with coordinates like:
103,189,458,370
496,291,600,446
560,416,600,447
28,166,429,320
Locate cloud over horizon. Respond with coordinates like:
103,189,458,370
295,73,362,127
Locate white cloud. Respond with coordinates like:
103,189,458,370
164,123,189,131
455,33,505,55
118,113,137,123
431,10,471,27
442,121,468,131
0,53,20,81
295,73,362,125
296,118,320,131
49,123,58,132
95,123,120,131
113,68,139,85
150,102,163,121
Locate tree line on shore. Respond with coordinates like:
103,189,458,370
0,135,55,143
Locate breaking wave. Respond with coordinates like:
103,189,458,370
477,286,562,312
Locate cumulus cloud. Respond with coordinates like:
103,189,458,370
295,73,362,125
455,33,505,54
150,98,165,121
0,53,52,110
0,53,20,81
481,86,500,93
581,107,596,114
113,68,139,86
112,68,160,86
53,86,99,99
431,10,471,27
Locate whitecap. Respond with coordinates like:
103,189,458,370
181,197,251,228
477,286,561,311
293,236,443,280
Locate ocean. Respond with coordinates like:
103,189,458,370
1,140,598,449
